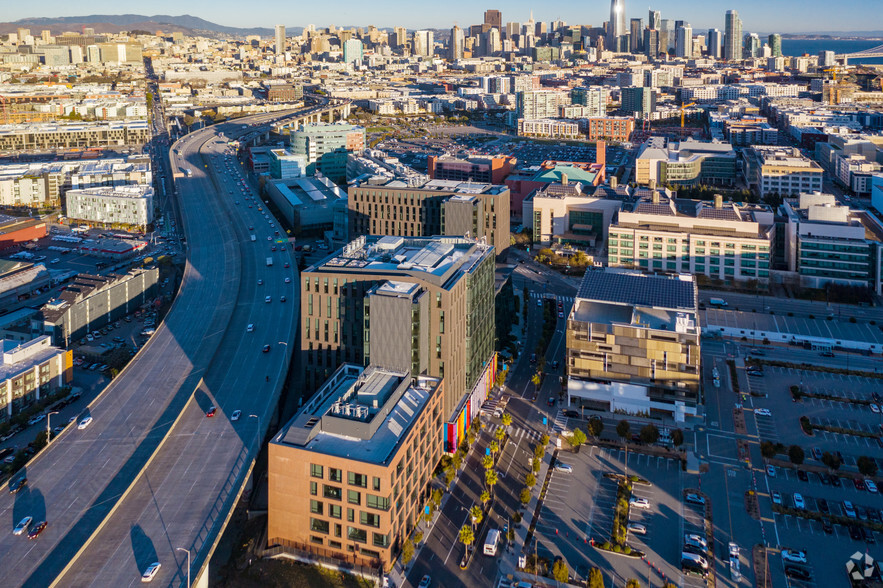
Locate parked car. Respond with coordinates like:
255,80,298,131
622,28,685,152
627,523,647,535
629,497,650,509
844,500,857,518
854,478,867,491
685,493,705,506
766,465,776,477
781,548,807,564
141,562,161,583
784,566,812,581
867,480,878,493
772,491,782,505
849,524,863,540
797,470,809,482
206,406,217,418
554,463,573,473
817,498,829,514
864,527,876,544
793,493,805,510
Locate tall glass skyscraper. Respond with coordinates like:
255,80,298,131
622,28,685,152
608,0,627,49
724,9,742,61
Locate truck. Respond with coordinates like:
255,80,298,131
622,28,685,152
708,297,728,308
183,169,192,177
266,257,273,267
483,528,500,556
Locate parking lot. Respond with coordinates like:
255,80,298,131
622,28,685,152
531,444,696,586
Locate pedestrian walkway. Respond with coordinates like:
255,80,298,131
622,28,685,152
486,423,544,443
552,410,568,435
528,292,575,304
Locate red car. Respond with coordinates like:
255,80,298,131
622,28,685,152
28,521,47,539
206,406,217,418
854,478,866,491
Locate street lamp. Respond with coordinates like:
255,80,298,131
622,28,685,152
46,411,58,442
176,547,190,587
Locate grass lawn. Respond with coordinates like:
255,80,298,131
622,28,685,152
213,558,375,588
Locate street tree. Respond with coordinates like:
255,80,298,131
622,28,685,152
570,427,587,449
625,580,641,588
458,524,475,552
788,445,805,465
470,505,483,528
485,468,499,490
482,454,494,470
858,455,879,477
588,568,605,588
552,559,570,583
671,428,684,447
639,424,659,445
822,451,842,471
402,538,415,565
587,416,603,437
489,440,500,456
501,413,512,428
494,427,505,443
480,490,490,506
520,487,532,505
525,472,537,488
616,420,631,440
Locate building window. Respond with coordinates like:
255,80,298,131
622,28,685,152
329,468,342,482
310,518,330,534
323,485,342,500
334,524,342,538
310,536,324,545
348,490,361,505
310,500,323,514
330,504,342,519
360,511,381,528
310,482,317,496
373,533,390,548
348,472,368,488
310,464,324,478
348,527,368,543
329,540,342,549
366,494,391,511
373,477,381,492
347,508,355,522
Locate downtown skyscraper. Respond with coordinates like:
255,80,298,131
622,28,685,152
608,0,627,51
274,24,285,55
724,9,742,61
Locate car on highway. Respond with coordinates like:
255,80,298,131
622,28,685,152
265,296,271,303
554,463,572,473
13,516,32,536
819,351,835,357
627,523,647,535
872,404,880,414
262,344,271,353
77,416,93,430
418,575,431,588
280,295,286,303
284,277,291,283
141,562,161,583
247,324,254,333
629,497,650,509
206,406,217,417
231,410,241,421
868,480,879,493
755,408,771,417
27,520,47,539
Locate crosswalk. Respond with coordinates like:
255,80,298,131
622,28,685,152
486,423,544,443
552,411,568,435
529,292,574,304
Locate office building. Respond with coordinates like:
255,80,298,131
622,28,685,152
517,119,580,140
635,137,737,186
484,9,502,30
267,84,304,103
290,123,366,184
644,28,660,59
275,24,286,55
608,192,773,281
707,29,722,59
581,117,635,142
744,33,761,58
427,155,516,185
819,50,836,67
621,87,657,118
269,148,307,180
38,268,159,347
348,178,510,255
265,175,345,234
608,0,627,50
648,9,661,30
300,235,496,451
675,23,693,58
742,146,824,198
768,33,782,57
566,270,701,422
630,19,644,53
780,192,883,293
65,184,154,230
523,181,622,248
724,10,742,61
0,336,73,422
268,365,443,573
343,39,363,65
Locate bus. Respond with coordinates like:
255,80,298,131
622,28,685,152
483,529,500,556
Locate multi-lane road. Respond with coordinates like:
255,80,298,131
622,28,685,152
0,103,324,586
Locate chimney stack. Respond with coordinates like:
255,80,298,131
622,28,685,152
561,172,568,186
652,190,660,204
610,176,618,189
596,140,606,167
714,194,723,209
649,179,657,191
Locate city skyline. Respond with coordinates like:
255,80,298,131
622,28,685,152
3,0,883,34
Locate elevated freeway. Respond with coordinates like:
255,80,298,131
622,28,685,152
0,102,337,586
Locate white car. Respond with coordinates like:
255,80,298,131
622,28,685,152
872,404,881,414
685,533,708,549
627,523,647,535
77,416,93,430
13,516,32,536
141,562,161,582
554,463,573,473
755,408,772,417
772,491,782,505
231,410,241,421
629,497,650,509
793,493,805,510
265,296,271,303
867,480,878,493
781,548,807,564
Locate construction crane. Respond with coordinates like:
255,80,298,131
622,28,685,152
680,102,695,128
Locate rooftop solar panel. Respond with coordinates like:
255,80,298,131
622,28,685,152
576,270,696,310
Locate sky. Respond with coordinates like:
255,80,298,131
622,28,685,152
5,0,882,34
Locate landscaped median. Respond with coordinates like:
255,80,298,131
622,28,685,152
592,473,647,558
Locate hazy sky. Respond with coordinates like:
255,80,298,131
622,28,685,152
6,0,881,33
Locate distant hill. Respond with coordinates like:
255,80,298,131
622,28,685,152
0,14,287,38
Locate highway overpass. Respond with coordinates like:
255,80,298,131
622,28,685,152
0,103,333,586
